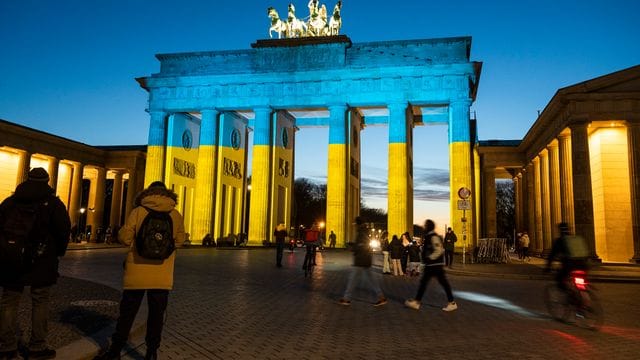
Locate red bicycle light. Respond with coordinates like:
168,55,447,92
572,270,588,290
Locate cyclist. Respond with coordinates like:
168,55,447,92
545,222,590,291
302,227,320,273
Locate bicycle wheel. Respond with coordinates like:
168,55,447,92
544,284,572,322
576,290,604,330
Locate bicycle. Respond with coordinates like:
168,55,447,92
544,269,603,330
302,243,316,277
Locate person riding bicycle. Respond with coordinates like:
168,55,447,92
302,227,321,271
545,222,590,291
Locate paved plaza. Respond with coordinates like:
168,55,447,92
11,246,640,359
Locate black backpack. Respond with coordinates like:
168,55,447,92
136,206,175,260
0,198,49,273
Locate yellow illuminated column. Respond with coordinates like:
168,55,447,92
558,132,575,230
192,109,219,241
327,104,349,246
548,141,562,243
48,157,59,192
533,156,542,255
540,149,552,254
449,100,474,249
109,170,124,230
526,163,535,241
387,102,411,238
482,165,496,238
569,121,597,259
68,163,84,226
248,107,273,245
473,146,481,243
144,110,167,187
627,120,640,263
16,150,31,185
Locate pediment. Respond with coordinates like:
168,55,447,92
593,77,640,93
561,64,640,95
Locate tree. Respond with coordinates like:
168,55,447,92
496,179,515,241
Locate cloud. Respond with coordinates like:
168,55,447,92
413,166,450,187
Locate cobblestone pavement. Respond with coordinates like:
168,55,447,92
58,248,640,360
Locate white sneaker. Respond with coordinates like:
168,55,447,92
442,301,458,312
404,299,420,310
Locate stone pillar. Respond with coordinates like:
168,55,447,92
387,102,411,238
192,109,219,242
88,167,106,242
47,157,59,192
533,156,543,255
540,149,552,255
548,141,562,243
326,104,349,247
627,121,640,263
482,166,497,238
526,163,535,244
513,175,520,233
449,99,474,248
144,110,167,187
109,170,124,230
569,121,598,260
16,150,31,185
68,163,84,227
248,107,273,245
124,169,137,220
558,133,575,231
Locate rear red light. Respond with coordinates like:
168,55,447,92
572,270,588,290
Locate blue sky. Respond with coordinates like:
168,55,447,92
1,0,639,227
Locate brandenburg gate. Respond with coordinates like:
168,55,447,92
136,6,481,247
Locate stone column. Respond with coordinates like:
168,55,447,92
192,109,219,242
569,121,598,260
89,167,106,242
548,141,562,243
68,162,84,227
109,170,124,230
627,121,640,263
326,104,349,247
526,163,535,245
558,133,575,232
533,156,543,255
482,165,497,238
540,149,552,255
514,175,521,233
144,110,167,187
47,157,59,192
387,102,411,238
449,99,474,248
124,169,137,220
16,150,31,185
248,107,273,246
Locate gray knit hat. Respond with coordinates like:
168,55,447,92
28,167,50,182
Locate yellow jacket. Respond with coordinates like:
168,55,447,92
118,188,185,290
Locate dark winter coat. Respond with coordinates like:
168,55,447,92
353,224,372,267
389,237,404,259
408,243,421,262
0,180,71,287
444,230,457,251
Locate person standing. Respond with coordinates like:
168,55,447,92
520,231,530,262
338,217,387,306
389,235,404,276
380,231,391,274
443,227,457,268
400,232,411,274
94,181,185,360
405,219,458,312
328,230,336,248
274,223,287,268
0,167,71,360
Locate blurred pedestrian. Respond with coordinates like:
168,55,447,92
444,227,457,268
329,230,336,248
94,181,185,360
0,168,71,360
338,217,387,306
389,234,404,276
405,219,457,312
274,223,287,268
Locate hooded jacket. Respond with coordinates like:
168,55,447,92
118,186,185,290
0,180,71,287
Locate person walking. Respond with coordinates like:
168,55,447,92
328,230,336,248
380,231,391,274
274,223,287,268
338,217,387,306
444,227,457,268
389,234,404,276
94,181,185,360
405,219,458,312
0,168,71,360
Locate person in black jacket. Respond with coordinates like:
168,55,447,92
0,168,71,360
274,223,287,267
338,217,387,306
404,219,457,312
389,235,404,276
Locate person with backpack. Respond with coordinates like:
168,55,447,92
0,167,71,360
404,219,458,312
94,181,185,360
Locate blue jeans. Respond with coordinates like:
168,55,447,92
342,267,384,301
0,286,51,352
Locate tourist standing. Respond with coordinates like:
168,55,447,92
380,231,391,274
0,168,71,360
329,230,337,248
520,231,530,262
444,227,457,268
274,223,287,268
389,235,404,276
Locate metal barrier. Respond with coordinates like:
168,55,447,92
476,238,510,263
